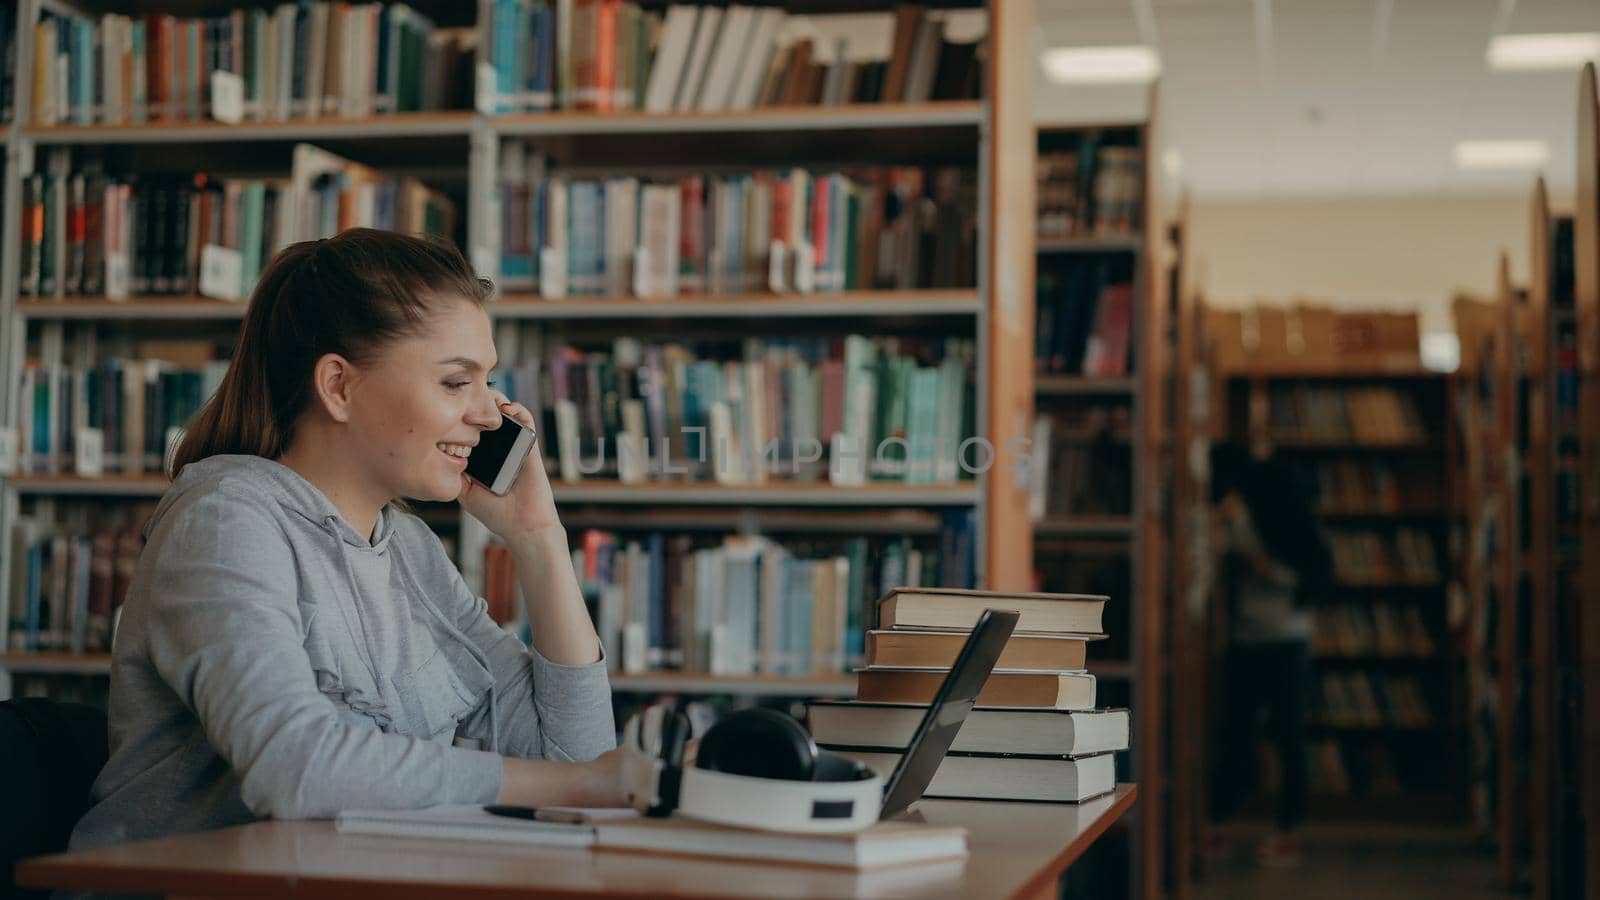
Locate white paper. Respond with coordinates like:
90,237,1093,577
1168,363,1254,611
74,428,105,478
210,70,244,124
198,244,245,301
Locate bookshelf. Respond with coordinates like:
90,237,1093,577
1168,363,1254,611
1574,60,1599,900
1029,100,1168,896
0,0,1038,708
1450,276,1516,866
1206,361,1467,822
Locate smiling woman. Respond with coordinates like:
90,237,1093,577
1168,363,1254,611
68,230,622,855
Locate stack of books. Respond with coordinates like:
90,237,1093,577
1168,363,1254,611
809,587,1130,804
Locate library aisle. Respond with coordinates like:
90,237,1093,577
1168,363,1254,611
1,1,1598,899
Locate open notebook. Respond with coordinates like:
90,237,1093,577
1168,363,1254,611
334,805,638,847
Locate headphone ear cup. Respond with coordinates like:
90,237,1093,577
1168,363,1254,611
812,748,876,783
695,708,817,781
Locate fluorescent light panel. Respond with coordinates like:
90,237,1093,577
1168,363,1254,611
1454,140,1549,169
1041,46,1161,84
1487,32,1600,70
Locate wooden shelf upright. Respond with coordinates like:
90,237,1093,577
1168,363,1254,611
1568,60,1599,900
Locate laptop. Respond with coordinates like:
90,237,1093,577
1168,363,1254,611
874,607,1020,820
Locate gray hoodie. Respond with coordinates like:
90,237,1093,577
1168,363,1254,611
69,454,615,851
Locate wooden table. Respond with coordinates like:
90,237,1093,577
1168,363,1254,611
19,785,1135,899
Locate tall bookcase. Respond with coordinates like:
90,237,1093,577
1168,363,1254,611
0,0,1039,711
1214,368,1466,821
1030,90,1169,897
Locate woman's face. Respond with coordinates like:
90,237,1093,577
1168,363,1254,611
346,298,501,503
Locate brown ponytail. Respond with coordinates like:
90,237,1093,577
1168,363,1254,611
172,229,493,478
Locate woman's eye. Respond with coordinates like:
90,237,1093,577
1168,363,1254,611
444,381,471,391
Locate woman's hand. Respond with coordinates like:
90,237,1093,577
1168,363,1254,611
458,394,562,538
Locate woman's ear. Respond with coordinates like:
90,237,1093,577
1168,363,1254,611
310,353,360,423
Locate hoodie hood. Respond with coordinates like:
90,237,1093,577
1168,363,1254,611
149,454,393,550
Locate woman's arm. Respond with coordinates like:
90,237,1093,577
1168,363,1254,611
505,524,600,664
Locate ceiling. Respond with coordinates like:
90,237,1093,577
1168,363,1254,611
1033,0,1599,199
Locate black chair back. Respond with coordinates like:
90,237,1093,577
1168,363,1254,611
0,699,108,900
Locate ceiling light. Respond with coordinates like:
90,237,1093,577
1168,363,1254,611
1487,33,1600,70
1454,140,1550,169
1040,46,1161,84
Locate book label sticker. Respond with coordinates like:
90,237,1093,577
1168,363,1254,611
210,71,245,124
105,253,131,301
199,244,245,301
0,428,17,476
622,622,648,674
475,62,498,115
74,428,105,478
539,246,568,299
768,240,788,293
794,242,815,294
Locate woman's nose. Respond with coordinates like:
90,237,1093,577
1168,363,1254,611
468,391,501,428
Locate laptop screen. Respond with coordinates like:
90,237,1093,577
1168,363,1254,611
877,608,1020,820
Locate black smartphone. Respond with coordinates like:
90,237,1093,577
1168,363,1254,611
464,414,537,495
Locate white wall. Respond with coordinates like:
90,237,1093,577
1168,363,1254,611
1186,193,1560,334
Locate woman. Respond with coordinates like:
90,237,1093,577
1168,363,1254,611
71,229,622,851
1208,445,1332,867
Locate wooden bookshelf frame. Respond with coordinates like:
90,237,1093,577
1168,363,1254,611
1029,83,1169,897
1526,177,1558,900
1574,61,1600,900
1493,252,1526,888
0,0,1037,703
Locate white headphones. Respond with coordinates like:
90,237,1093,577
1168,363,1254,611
620,704,885,834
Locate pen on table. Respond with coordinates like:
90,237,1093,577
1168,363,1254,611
483,805,589,824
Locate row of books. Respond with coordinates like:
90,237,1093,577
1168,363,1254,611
6,520,146,654
1036,140,1143,240
481,523,977,676
1027,410,1133,520
1265,384,1431,445
17,356,229,478
489,331,977,486
1312,603,1437,658
497,145,976,297
1034,259,1135,376
811,586,1127,804
29,4,471,126
484,2,982,115
18,146,456,301
1327,528,1441,587
1318,671,1434,729
1303,458,1443,515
